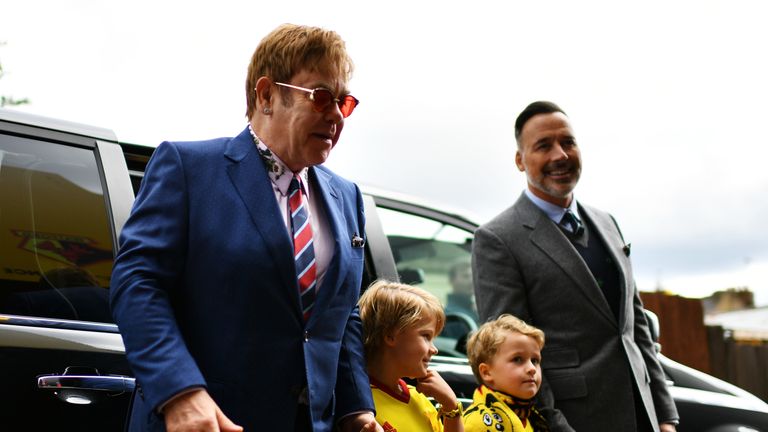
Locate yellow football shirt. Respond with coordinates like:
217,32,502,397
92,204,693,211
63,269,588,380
370,378,443,432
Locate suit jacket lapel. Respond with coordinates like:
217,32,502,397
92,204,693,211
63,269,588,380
306,167,345,328
516,194,617,326
224,127,298,302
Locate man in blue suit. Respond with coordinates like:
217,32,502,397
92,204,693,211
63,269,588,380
110,24,381,432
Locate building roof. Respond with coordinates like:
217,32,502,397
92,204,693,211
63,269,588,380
705,307,768,340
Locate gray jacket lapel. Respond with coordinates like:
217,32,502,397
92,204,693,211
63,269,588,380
516,194,617,326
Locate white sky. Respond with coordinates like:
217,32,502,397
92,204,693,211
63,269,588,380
3,1,768,305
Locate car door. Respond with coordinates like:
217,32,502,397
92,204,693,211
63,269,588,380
0,116,134,430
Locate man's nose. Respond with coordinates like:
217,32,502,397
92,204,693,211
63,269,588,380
550,143,569,160
325,101,344,123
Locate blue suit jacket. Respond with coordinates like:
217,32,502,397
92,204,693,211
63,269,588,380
110,127,373,431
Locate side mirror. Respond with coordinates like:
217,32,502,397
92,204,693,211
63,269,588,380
643,309,662,353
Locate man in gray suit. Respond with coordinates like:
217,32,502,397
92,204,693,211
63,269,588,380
472,101,679,431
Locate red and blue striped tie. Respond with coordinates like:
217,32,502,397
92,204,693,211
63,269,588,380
288,175,317,321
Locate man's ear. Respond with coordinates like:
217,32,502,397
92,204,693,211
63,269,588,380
255,76,273,110
515,150,525,172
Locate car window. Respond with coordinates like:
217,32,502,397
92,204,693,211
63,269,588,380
376,206,477,358
0,134,114,323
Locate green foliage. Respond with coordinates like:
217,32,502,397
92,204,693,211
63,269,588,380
0,40,30,108
1,96,30,107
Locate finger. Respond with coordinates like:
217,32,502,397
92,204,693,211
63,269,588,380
216,407,244,432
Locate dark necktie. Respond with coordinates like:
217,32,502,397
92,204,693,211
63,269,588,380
288,176,317,321
560,210,584,236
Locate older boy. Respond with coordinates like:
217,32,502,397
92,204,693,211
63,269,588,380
359,280,464,432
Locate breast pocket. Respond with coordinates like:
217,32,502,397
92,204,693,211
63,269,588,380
350,241,364,262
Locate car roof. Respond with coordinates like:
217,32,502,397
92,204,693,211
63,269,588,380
0,108,117,142
360,184,480,232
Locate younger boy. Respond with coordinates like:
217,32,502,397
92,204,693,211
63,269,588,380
359,280,464,432
463,314,549,432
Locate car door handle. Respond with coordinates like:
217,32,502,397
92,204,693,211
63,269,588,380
38,374,136,392
37,367,135,405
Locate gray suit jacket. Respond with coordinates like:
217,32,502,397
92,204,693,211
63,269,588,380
472,192,678,432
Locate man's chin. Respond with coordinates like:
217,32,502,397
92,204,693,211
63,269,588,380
308,153,331,167
529,184,575,206
544,182,578,199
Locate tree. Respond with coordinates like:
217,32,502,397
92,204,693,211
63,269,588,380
0,41,30,108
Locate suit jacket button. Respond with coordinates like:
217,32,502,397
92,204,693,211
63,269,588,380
304,331,309,342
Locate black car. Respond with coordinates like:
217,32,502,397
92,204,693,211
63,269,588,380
1,108,767,431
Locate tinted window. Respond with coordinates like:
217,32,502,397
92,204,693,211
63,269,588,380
376,206,477,358
0,134,113,322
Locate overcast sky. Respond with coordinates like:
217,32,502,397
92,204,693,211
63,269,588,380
3,1,767,305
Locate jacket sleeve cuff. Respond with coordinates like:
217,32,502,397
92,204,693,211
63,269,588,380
156,385,206,413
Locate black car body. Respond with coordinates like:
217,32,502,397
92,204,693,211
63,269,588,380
1,108,767,431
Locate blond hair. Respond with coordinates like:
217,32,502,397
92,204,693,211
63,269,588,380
466,314,545,384
358,280,446,360
245,23,354,118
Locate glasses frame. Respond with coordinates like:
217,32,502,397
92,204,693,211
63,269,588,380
274,82,359,118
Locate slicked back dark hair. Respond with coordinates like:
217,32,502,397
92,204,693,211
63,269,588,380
514,101,567,147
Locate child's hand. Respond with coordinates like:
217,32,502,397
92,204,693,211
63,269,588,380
415,370,459,410
358,420,384,432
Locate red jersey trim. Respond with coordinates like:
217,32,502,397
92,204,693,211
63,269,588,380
368,376,411,403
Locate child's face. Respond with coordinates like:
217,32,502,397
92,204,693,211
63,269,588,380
386,314,439,379
479,331,542,399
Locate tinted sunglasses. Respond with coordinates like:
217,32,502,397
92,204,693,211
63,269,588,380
275,82,359,118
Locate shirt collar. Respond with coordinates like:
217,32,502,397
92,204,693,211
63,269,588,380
248,124,309,197
524,188,581,224
368,376,411,404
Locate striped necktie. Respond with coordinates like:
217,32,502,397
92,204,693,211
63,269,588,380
288,175,317,321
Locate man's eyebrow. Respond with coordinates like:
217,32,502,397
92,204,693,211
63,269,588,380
332,85,351,96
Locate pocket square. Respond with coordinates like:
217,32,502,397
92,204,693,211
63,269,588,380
351,234,365,248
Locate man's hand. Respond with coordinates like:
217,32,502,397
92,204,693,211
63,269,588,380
338,412,384,432
659,423,677,432
163,389,243,432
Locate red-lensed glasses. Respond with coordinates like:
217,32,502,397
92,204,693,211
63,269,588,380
275,82,359,118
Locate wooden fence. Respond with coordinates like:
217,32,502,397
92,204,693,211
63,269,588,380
639,291,768,402
640,292,711,373
706,325,768,401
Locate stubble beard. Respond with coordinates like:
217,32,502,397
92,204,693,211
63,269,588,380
528,173,579,202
